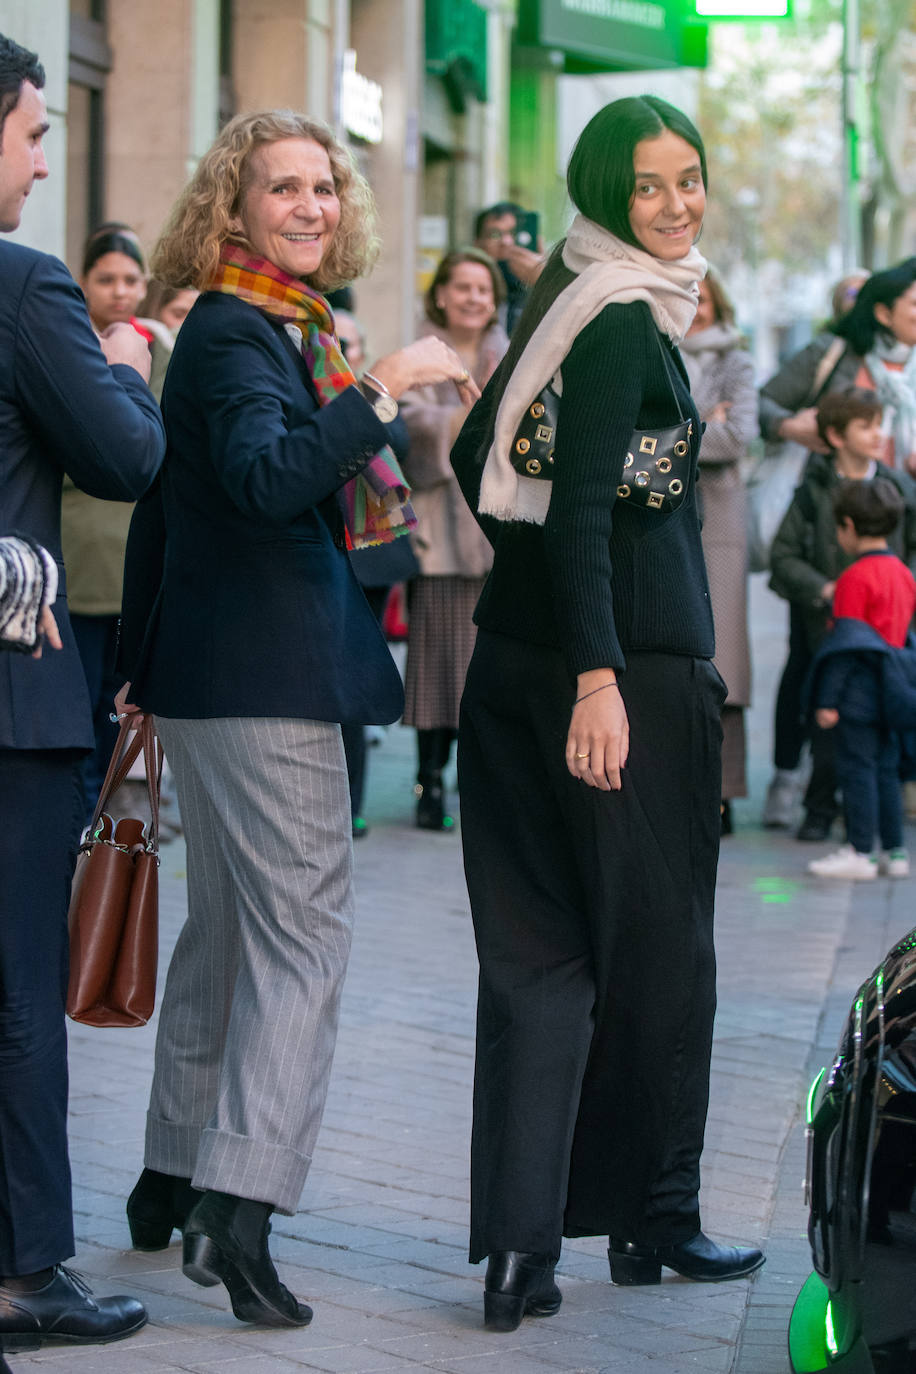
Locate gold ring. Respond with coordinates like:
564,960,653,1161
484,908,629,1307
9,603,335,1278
575,752,590,759
457,369,470,384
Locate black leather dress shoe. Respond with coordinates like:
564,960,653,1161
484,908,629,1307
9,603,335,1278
127,1168,203,1250
608,1232,764,1285
0,1266,147,1351
183,1190,312,1327
483,1250,562,1332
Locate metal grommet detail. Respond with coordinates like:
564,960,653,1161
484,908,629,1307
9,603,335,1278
535,424,553,443
674,440,689,457
656,456,672,474
669,478,684,496
525,457,542,475
530,402,545,418
635,471,649,487
617,484,631,499
515,437,530,454
624,453,634,469
639,436,658,455
647,492,664,509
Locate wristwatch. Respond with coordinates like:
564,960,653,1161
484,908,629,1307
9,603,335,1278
360,371,399,424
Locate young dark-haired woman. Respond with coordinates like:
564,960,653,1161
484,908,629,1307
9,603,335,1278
451,94,764,1333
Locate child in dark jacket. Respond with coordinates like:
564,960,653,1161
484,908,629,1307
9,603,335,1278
807,477,916,879
768,387,916,842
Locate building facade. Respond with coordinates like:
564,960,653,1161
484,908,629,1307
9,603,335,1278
1,0,705,356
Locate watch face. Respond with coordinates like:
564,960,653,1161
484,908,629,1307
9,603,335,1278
373,393,399,424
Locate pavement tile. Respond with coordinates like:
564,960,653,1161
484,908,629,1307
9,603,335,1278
40,576,914,1373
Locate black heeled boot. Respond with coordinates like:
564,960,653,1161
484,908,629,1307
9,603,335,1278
720,800,733,836
182,1190,312,1327
127,1169,203,1250
608,1231,764,1286
415,729,454,830
415,771,447,829
483,1251,562,1332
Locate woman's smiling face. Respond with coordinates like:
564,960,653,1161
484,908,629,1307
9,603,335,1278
628,130,706,261
232,137,341,280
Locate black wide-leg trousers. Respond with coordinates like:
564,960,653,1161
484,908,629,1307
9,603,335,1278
458,631,724,1264
0,748,84,1274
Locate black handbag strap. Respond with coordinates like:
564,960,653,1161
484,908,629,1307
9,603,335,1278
653,329,686,423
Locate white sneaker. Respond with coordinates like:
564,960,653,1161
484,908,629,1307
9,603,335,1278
879,849,910,878
807,845,877,880
763,769,803,828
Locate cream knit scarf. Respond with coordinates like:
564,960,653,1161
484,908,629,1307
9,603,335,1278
478,214,706,523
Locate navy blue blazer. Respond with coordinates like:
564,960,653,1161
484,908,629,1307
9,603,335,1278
119,291,406,726
806,617,916,729
0,241,166,750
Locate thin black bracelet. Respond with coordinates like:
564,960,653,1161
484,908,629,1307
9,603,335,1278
575,682,619,704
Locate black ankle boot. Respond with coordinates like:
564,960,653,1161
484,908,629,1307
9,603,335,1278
183,1190,312,1327
608,1231,764,1285
127,1169,203,1251
483,1251,561,1332
415,772,449,830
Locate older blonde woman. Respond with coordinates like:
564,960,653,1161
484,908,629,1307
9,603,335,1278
116,110,476,1328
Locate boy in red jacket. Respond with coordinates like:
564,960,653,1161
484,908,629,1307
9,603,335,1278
808,477,916,879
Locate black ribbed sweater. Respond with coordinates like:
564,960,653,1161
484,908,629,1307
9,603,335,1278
451,299,715,678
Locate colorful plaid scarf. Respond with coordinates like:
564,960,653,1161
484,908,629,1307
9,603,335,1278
209,243,416,547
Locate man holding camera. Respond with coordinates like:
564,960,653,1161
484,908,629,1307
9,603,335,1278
473,201,544,334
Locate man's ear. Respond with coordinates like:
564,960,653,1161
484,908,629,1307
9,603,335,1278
824,424,842,452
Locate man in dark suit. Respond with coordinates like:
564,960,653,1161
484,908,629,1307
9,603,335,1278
0,33,166,1352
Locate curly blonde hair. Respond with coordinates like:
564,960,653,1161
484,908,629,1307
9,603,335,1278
151,110,379,292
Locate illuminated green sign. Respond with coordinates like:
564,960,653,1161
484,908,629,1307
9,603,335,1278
694,0,790,16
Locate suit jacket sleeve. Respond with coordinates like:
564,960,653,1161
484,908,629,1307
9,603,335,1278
14,253,165,497
192,307,395,523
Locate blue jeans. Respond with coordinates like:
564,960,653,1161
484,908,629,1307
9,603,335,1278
834,720,903,854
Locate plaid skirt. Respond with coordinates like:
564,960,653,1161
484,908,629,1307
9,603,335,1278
403,575,485,730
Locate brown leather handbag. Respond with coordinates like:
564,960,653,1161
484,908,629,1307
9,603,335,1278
66,716,162,1028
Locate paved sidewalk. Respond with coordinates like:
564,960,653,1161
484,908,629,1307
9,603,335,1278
9,578,914,1373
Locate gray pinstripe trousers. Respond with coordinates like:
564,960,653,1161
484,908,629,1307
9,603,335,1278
146,716,354,1215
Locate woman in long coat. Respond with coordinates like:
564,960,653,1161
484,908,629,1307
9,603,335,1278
400,249,509,828
680,268,757,830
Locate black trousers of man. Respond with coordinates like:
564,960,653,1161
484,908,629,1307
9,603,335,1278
0,749,84,1275
458,631,724,1264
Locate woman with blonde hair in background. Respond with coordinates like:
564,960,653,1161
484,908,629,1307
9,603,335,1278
116,108,478,1328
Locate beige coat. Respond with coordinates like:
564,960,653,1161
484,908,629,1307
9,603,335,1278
400,322,508,578
680,325,758,707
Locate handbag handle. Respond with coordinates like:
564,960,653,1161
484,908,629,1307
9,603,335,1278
86,716,163,851
653,330,686,423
